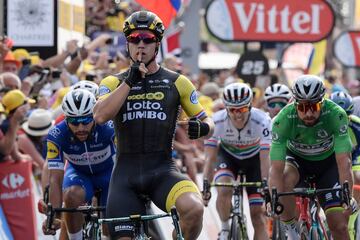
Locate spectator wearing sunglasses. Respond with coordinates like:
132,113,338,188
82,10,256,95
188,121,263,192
264,83,292,119
42,89,115,239
202,82,271,240
94,10,214,240
269,75,354,239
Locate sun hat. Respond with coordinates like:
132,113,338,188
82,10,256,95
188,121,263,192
22,109,55,136
1,89,36,113
3,51,21,68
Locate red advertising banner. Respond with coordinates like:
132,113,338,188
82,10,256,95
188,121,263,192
205,0,335,42
0,161,37,240
334,31,360,68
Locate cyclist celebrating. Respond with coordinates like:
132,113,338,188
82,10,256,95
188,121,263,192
42,88,115,240
264,83,292,118
203,82,271,240
269,75,353,239
93,11,214,240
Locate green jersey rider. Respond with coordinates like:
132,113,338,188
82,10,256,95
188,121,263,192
269,75,354,240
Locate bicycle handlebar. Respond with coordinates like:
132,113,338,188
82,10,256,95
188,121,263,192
269,181,351,215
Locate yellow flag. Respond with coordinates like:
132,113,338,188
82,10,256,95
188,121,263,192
307,40,327,75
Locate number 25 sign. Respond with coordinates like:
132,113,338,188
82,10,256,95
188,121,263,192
334,31,360,68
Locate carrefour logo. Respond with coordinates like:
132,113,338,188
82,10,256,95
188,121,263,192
2,173,25,189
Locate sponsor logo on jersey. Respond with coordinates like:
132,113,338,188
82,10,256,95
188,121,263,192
48,127,61,138
127,92,164,100
288,136,334,155
190,90,198,104
47,141,60,159
316,129,328,138
339,124,348,134
99,85,111,96
272,132,279,141
122,101,167,122
63,145,112,165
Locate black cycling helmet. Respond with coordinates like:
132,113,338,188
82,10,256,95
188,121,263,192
123,11,165,41
292,75,325,102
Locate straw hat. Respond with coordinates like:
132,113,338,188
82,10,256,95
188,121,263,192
22,109,54,136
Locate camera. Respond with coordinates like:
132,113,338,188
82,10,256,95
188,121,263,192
52,70,61,79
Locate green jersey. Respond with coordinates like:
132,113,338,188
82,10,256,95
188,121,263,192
270,99,352,161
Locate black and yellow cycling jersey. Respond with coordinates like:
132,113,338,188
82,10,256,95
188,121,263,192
99,66,205,238
99,66,206,155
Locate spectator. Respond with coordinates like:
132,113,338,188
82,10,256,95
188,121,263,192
18,109,55,170
0,90,34,162
3,51,21,74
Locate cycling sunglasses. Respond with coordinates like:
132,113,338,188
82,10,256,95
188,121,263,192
127,33,157,44
66,116,93,126
228,106,250,114
268,102,287,109
295,101,322,113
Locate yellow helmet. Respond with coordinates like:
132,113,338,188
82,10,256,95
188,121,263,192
123,11,165,41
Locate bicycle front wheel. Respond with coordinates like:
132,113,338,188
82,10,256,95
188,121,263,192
272,218,286,240
229,216,248,240
230,216,241,240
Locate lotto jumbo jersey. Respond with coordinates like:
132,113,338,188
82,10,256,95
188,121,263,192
98,67,206,155
270,99,352,161
205,108,272,160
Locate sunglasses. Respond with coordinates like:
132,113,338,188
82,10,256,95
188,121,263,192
67,116,93,126
268,102,287,109
127,33,157,44
228,106,250,114
295,101,322,113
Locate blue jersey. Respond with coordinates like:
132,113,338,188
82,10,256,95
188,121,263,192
349,115,360,164
46,120,116,175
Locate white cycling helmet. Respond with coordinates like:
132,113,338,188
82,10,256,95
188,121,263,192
264,83,291,102
62,89,96,117
292,75,325,102
70,80,99,97
223,82,253,107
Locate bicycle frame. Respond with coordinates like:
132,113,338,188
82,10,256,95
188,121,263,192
98,206,184,240
209,177,265,240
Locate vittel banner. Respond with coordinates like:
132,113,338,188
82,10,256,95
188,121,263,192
205,0,335,42
334,31,360,68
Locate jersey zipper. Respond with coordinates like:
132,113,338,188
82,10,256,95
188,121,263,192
84,141,94,174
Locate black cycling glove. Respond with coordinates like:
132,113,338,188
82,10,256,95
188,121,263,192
124,61,142,88
188,117,210,140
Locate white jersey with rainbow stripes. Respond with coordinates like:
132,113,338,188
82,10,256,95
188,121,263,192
205,107,272,160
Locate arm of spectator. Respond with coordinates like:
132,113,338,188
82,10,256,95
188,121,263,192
10,143,32,162
17,135,45,168
64,47,88,74
85,33,111,52
42,40,78,68
0,105,28,157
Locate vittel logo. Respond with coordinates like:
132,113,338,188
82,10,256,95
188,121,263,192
2,173,25,189
205,0,334,42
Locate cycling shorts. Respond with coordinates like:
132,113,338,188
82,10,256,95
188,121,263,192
285,150,341,210
63,163,112,206
214,147,263,206
106,152,200,238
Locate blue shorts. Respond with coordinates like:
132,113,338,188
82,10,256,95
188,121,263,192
63,163,112,206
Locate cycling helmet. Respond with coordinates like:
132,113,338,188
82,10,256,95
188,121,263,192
330,91,354,115
70,80,99,97
223,83,253,107
123,11,165,41
62,89,96,117
264,83,291,102
292,75,325,102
